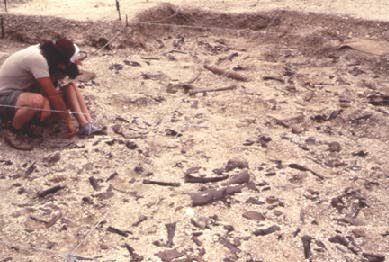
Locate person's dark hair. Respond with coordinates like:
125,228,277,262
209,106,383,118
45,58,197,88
39,39,79,79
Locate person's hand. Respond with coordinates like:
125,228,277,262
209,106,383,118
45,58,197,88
64,120,77,138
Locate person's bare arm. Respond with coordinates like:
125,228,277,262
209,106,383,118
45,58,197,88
37,77,76,135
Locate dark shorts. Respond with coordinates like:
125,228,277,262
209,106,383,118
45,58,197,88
0,90,23,120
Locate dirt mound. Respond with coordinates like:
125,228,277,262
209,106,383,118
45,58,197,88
134,3,275,31
2,3,389,51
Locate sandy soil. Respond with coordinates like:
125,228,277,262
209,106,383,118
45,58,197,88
0,1,389,262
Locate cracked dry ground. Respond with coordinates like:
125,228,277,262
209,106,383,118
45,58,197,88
0,14,389,262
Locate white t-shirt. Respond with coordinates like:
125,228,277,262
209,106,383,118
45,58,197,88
0,45,50,95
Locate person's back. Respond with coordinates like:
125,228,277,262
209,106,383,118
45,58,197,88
0,45,49,96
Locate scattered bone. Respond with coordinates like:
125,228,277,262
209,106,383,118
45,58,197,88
253,225,281,236
288,163,325,180
367,93,389,106
88,176,102,191
166,222,176,247
227,170,250,184
190,185,244,206
143,179,181,187
37,185,65,198
24,162,36,177
123,243,144,262
132,215,148,227
262,76,285,83
204,64,248,82
107,226,132,237
185,174,229,184
301,235,312,259
362,253,385,262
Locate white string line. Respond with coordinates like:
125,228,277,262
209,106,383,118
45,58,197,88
0,103,89,115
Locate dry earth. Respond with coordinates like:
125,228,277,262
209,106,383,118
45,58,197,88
0,1,389,262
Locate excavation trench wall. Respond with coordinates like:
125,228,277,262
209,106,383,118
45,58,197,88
1,3,389,50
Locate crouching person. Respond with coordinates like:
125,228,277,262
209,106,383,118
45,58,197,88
0,38,101,149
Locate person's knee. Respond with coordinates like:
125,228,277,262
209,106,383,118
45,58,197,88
63,83,76,93
29,94,46,109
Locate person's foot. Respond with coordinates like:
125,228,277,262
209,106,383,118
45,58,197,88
78,122,106,138
2,129,33,151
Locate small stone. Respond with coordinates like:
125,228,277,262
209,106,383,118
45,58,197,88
223,225,234,232
246,197,265,205
42,152,61,166
191,217,210,229
243,211,265,221
328,142,341,152
352,150,368,157
273,211,283,217
265,196,279,204
225,158,249,172
352,229,366,238
243,139,255,146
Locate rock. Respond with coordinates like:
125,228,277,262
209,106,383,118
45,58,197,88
257,136,272,148
246,197,265,205
42,152,61,166
109,63,124,71
328,235,348,247
225,158,249,172
166,129,183,137
219,237,241,254
328,142,342,152
191,217,210,229
155,249,184,262
242,211,265,221
352,229,366,238
223,225,234,232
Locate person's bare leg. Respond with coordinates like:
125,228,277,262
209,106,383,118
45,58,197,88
12,93,50,130
73,84,92,123
63,84,89,127
40,97,51,122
